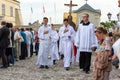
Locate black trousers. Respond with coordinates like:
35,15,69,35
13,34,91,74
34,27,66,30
79,52,92,72
30,44,33,57
20,44,27,60
0,48,7,67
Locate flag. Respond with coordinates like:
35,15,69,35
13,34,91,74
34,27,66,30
43,4,45,13
31,7,33,13
54,3,56,12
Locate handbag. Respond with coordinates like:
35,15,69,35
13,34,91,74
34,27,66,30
19,36,24,42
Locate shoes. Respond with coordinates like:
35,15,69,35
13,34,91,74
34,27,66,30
115,65,119,69
39,65,44,69
0,66,8,69
45,66,49,69
66,67,70,71
61,54,64,59
85,71,90,74
53,60,56,65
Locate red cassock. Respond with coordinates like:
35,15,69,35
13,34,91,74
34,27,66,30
74,45,77,57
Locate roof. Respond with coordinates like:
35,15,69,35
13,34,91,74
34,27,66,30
73,3,101,15
13,0,20,3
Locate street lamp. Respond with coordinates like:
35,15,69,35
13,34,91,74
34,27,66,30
117,13,120,21
107,12,112,21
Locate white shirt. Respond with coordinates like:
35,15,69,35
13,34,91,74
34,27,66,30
25,31,32,44
59,25,75,42
75,23,97,52
50,30,59,43
38,25,51,40
14,31,21,41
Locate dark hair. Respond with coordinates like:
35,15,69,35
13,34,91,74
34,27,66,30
21,28,24,31
63,18,68,22
1,21,6,25
6,23,11,28
95,27,108,34
43,17,48,20
51,24,54,26
9,23,13,28
30,28,33,31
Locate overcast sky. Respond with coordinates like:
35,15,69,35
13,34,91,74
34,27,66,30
18,0,119,25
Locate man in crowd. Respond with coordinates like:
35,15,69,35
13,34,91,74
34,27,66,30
20,28,28,60
0,21,10,68
25,28,32,58
30,28,34,57
14,28,21,61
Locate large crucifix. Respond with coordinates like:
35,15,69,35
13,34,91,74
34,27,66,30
64,0,78,30
64,0,78,16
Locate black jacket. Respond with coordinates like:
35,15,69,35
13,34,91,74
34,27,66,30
0,26,10,48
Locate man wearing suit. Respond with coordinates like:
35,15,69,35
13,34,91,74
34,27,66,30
0,21,10,68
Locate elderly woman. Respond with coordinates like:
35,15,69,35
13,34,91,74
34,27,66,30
94,27,112,80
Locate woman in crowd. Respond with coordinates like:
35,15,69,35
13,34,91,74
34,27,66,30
94,27,112,80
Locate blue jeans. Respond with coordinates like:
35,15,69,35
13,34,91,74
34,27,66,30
35,43,39,55
10,48,14,64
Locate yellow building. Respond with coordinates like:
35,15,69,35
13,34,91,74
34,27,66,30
0,0,23,26
64,13,78,25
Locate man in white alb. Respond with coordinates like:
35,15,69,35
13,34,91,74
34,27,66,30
59,19,75,70
36,17,51,69
50,24,59,65
75,13,97,74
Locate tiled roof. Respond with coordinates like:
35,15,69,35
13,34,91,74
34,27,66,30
73,3,101,14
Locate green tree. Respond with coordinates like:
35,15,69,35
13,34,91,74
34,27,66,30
100,22,111,29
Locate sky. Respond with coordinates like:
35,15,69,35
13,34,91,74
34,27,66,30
18,0,120,25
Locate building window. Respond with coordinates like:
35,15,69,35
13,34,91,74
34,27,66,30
2,4,5,15
10,6,13,17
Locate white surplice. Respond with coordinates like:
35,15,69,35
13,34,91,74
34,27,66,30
36,25,51,66
75,23,97,62
50,30,59,64
112,38,120,69
59,25,75,67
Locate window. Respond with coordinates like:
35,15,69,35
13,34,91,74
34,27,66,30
10,6,13,17
2,4,5,15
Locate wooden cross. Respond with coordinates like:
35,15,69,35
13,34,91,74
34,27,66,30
64,0,78,16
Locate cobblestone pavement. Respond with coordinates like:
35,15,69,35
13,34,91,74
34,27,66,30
0,55,120,80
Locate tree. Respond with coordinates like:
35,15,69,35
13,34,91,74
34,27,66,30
100,22,111,29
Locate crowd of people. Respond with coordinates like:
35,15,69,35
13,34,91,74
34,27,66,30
0,13,120,80
0,21,39,68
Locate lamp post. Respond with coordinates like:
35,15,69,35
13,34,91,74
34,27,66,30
117,13,120,21
107,12,112,22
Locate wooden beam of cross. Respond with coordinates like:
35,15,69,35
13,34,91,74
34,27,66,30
64,0,78,16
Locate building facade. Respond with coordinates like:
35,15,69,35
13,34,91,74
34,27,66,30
64,3,101,28
0,0,23,26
